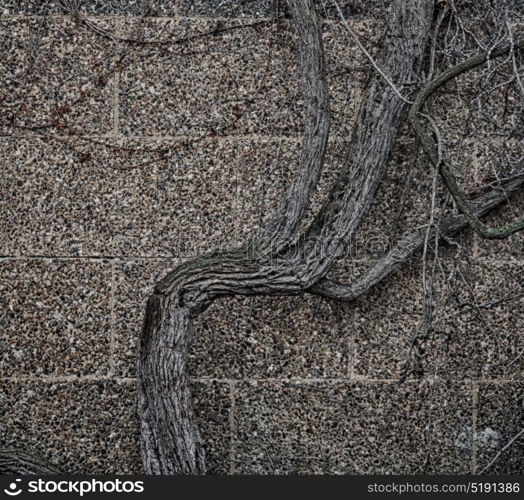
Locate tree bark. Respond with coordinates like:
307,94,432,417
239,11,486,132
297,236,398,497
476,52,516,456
138,0,435,474
0,450,60,475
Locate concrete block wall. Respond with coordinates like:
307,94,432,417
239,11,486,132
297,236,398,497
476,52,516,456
0,1,522,474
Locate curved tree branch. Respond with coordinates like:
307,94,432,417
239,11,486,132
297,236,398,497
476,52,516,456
260,0,330,253
408,33,524,239
311,160,524,301
312,29,524,298
138,0,332,474
138,0,435,474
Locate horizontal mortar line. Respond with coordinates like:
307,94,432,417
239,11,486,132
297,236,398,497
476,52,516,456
115,134,305,142
192,377,523,384
4,374,135,384
3,257,523,270
0,14,280,22
0,133,305,143
0,14,377,25
114,376,524,384
3,376,521,385
0,133,355,148
0,255,183,261
473,256,524,265
2,255,523,271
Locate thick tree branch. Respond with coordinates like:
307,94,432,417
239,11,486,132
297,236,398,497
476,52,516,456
260,0,330,253
138,0,332,474
138,0,434,474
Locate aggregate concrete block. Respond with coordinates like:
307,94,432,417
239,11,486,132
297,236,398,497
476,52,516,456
1,17,115,136
347,259,523,380
476,382,523,474
0,380,142,474
0,137,240,257
112,258,178,377
234,380,473,474
118,17,380,137
0,378,231,474
0,259,111,377
191,293,348,378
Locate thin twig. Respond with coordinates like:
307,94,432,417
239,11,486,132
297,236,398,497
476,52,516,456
333,0,413,104
479,428,524,474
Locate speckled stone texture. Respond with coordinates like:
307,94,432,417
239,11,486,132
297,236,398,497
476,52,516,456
117,17,378,137
477,383,523,474
0,259,112,377
476,190,524,261
0,379,230,474
0,138,241,256
344,258,524,381
0,380,141,474
0,16,115,135
112,258,178,376
1,0,523,475
234,381,473,474
2,1,395,17
112,258,349,379
191,294,349,378
14,1,175,15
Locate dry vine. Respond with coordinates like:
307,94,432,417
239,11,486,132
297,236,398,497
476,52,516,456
1,0,523,475
137,0,522,474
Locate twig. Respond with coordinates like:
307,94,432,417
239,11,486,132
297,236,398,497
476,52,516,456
333,0,413,104
479,428,524,474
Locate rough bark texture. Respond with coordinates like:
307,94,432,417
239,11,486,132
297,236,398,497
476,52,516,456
315,29,524,300
0,450,61,475
138,0,331,474
138,0,435,474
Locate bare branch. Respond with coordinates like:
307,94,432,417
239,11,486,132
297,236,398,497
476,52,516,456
479,428,524,475
259,0,331,252
312,159,524,301
332,0,413,104
409,32,524,239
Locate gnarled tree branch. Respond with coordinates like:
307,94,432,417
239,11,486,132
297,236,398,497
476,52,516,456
260,0,330,253
138,0,435,474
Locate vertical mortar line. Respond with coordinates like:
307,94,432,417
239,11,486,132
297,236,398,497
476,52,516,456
232,137,242,250
108,16,121,377
228,380,237,474
112,17,121,137
471,145,481,258
348,336,356,379
333,302,357,380
108,259,117,377
471,381,479,474
341,304,355,380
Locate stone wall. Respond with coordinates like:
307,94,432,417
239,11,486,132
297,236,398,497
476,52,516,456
1,1,522,474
